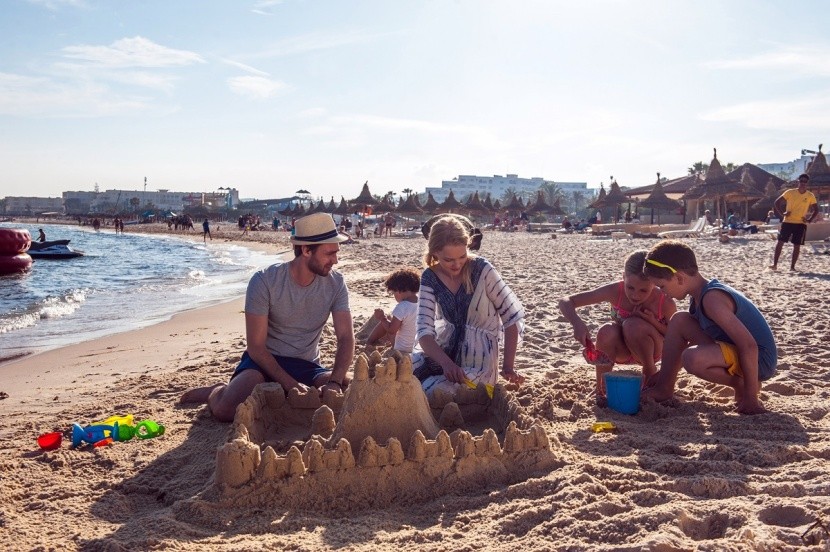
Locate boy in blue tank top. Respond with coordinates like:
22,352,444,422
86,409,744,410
642,240,777,414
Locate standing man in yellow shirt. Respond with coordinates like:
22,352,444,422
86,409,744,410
770,173,818,271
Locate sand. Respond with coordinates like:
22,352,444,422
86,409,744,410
1,225,829,551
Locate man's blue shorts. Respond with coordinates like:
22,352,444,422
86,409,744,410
231,351,330,387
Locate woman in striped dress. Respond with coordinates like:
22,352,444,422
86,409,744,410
412,216,525,400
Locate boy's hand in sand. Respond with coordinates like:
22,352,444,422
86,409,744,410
501,367,525,385
373,308,387,321
737,397,767,415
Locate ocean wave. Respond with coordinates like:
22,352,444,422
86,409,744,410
0,290,86,333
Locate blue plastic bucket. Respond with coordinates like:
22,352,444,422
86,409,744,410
604,372,643,415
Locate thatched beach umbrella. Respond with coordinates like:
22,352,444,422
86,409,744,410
727,168,764,220
349,181,379,211
333,197,351,216
421,192,441,214
396,193,424,226
482,193,495,212
638,173,682,224
396,194,423,215
752,179,781,213
806,144,830,209
462,191,489,222
308,199,327,215
589,184,607,209
526,190,552,214
326,197,337,213
504,194,524,214
439,190,463,213
686,149,744,220
602,180,630,222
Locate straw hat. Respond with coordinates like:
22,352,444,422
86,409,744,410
290,213,349,245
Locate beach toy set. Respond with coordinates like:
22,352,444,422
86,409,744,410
37,414,165,451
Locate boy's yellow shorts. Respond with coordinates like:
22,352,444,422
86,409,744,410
717,341,742,376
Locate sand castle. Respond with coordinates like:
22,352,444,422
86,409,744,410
208,350,560,510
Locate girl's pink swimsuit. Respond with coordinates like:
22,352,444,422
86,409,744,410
610,281,667,364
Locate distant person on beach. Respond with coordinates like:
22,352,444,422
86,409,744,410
643,240,776,414
366,267,420,353
770,173,818,271
383,212,395,237
558,250,677,403
37,228,46,242
412,215,525,403
180,213,354,422
202,218,212,242
350,212,361,238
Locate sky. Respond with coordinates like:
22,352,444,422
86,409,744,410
2,0,829,202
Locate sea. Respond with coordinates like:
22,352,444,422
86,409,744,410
0,223,277,363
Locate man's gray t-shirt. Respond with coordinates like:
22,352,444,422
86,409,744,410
245,262,349,363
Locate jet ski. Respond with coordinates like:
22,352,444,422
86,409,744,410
28,240,84,259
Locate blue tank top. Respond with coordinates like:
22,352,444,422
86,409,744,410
690,279,777,374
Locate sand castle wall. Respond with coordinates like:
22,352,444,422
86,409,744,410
207,351,561,511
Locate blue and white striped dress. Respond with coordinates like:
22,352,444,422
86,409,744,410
412,256,524,396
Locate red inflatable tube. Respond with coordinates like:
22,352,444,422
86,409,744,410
0,228,32,255
0,253,33,275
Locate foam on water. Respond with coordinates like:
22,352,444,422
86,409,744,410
0,223,278,363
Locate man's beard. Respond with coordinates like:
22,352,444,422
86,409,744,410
308,256,331,276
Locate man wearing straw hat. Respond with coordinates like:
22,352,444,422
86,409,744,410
181,212,354,422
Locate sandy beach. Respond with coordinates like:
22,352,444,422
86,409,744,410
1,225,829,551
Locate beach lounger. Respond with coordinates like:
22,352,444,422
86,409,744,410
657,216,707,239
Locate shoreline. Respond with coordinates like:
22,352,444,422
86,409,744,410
0,220,292,368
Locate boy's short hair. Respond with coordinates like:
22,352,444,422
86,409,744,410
644,240,699,279
384,267,420,293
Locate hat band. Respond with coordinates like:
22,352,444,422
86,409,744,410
297,229,338,242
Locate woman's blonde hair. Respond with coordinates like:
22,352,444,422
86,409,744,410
423,216,475,293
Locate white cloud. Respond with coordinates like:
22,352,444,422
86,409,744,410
0,71,153,117
700,94,830,131
296,107,327,118
227,76,286,99
27,0,87,10
218,58,270,77
704,45,830,76
62,36,205,68
251,0,284,16
248,29,399,59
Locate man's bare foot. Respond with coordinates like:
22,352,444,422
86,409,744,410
768,265,777,271
180,384,223,404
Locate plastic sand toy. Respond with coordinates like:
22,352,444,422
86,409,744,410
37,431,63,450
591,421,617,433
582,337,612,366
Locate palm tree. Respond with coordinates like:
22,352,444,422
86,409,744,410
401,188,413,198
688,161,708,175
539,181,563,204
571,190,586,215
501,187,518,204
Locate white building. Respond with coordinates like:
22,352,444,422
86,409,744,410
425,174,590,204
2,196,64,215
62,188,240,214
757,152,815,180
